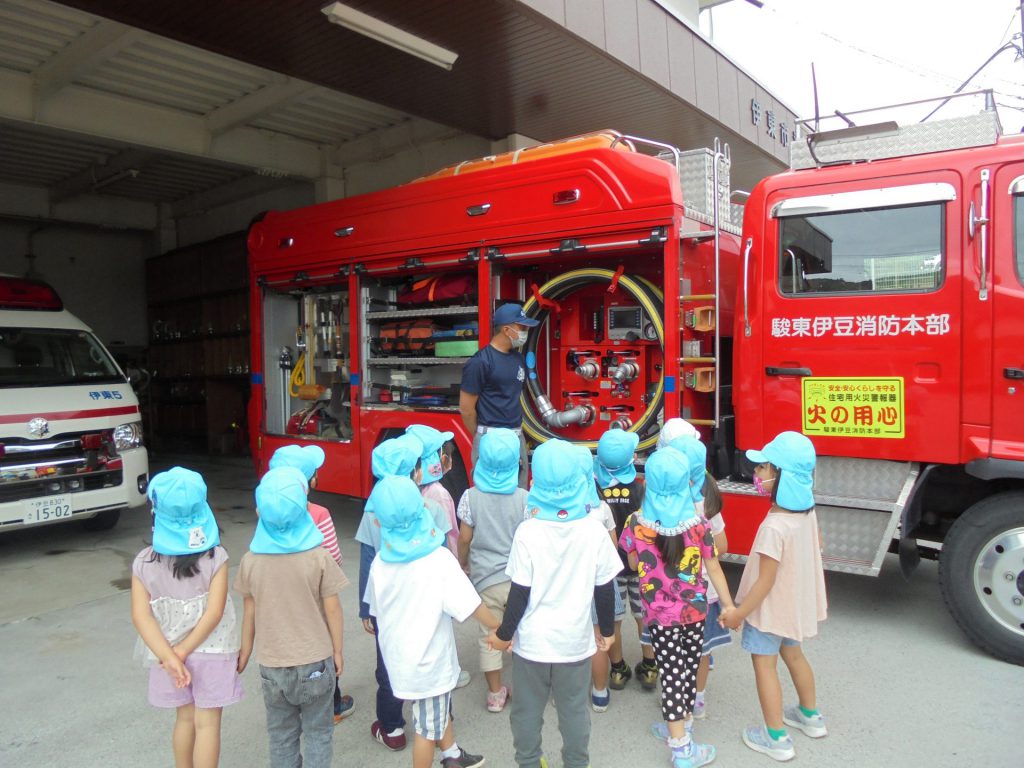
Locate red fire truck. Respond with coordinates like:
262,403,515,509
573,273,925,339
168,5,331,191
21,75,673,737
247,93,1024,664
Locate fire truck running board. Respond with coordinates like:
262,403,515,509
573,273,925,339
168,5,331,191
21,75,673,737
720,458,919,577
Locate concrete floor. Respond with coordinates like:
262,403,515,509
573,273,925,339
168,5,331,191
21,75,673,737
1,454,1021,767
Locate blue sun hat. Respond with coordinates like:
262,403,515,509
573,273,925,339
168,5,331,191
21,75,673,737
268,443,326,486
369,475,444,563
473,428,520,494
371,433,424,480
637,448,701,535
527,439,589,522
746,431,817,511
405,424,455,485
574,444,602,511
667,436,707,504
149,467,220,556
251,466,324,554
595,428,639,486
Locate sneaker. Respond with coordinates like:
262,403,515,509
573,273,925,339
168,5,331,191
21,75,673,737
486,685,509,713
333,694,355,724
649,720,694,743
783,706,828,738
371,720,407,751
693,698,706,720
441,747,485,768
741,726,795,762
636,660,659,691
456,669,472,689
591,688,610,713
672,741,716,768
609,662,632,690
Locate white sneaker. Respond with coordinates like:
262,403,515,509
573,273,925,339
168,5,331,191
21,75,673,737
783,706,828,738
456,670,471,689
742,726,795,762
693,698,707,720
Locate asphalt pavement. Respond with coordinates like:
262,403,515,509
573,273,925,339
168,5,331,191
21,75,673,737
1,455,1020,768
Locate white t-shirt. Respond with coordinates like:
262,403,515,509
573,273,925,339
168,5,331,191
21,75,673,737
365,546,481,699
591,501,615,533
505,515,623,663
703,513,727,603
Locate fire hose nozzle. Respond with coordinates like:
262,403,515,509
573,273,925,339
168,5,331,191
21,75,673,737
609,360,640,383
535,395,595,428
575,361,601,380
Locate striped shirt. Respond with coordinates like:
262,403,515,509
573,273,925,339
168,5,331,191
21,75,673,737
308,502,342,566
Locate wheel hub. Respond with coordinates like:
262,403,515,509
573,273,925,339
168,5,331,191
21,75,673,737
973,527,1024,636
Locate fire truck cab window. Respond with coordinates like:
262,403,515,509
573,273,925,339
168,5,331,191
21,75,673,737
1014,191,1024,285
778,203,944,296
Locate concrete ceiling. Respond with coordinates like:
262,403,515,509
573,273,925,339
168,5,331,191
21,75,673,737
0,0,794,228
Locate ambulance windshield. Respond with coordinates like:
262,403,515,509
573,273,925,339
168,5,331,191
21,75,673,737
0,328,124,388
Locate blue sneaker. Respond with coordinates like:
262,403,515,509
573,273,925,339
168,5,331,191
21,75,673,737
672,741,716,768
591,688,610,713
783,706,828,738
649,720,693,743
742,726,795,762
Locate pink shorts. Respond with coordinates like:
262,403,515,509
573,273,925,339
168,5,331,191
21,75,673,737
148,653,244,709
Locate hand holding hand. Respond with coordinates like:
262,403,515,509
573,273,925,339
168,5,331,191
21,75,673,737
719,605,742,631
487,630,511,653
595,634,612,652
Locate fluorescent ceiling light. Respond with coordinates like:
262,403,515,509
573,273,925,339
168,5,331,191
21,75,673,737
321,2,458,71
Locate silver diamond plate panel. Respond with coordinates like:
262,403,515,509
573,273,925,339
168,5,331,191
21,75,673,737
790,111,1002,169
813,457,916,503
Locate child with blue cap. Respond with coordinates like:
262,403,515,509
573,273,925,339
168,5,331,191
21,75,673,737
666,435,731,719
618,448,735,768
355,433,454,752
406,423,460,556
488,438,622,768
577,443,626,713
131,466,242,768
268,443,353,723
364,475,499,768
721,431,828,762
234,466,349,768
593,427,656,693
456,427,529,712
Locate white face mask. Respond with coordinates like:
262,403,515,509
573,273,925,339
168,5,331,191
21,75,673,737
509,328,528,348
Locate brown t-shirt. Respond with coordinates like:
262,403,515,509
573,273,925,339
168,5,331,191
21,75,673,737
234,547,349,668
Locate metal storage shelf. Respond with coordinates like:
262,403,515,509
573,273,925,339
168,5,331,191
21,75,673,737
365,305,478,321
366,357,471,366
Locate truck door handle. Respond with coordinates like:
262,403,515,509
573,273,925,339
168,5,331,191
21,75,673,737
766,366,813,377
1005,368,1024,380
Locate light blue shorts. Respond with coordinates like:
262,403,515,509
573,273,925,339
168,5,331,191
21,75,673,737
702,601,733,653
741,621,800,655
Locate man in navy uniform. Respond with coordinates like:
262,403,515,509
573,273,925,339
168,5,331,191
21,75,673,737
459,303,539,489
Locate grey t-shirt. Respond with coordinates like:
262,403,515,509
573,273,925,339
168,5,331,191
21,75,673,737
457,486,529,591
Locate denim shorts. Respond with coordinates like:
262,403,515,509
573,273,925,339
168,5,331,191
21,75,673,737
702,602,733,653
741,621,800,655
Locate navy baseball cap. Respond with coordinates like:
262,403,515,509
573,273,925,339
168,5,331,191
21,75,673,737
492,303,539,328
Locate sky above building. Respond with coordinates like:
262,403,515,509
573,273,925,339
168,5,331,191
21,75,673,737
704,0,1023,132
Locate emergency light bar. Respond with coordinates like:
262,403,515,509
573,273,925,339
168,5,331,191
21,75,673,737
0,277,63,311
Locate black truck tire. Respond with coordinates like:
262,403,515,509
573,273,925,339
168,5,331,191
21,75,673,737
939,491,1024,666
81,509,121,532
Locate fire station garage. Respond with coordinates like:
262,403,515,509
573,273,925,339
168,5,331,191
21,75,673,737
0,0,793,459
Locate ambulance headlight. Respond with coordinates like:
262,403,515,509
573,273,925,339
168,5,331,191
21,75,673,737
113,421,144,450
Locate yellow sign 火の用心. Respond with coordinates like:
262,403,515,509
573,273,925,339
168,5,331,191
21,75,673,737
801,377,904,438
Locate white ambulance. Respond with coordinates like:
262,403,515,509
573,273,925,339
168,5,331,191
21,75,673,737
0,276,148,532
